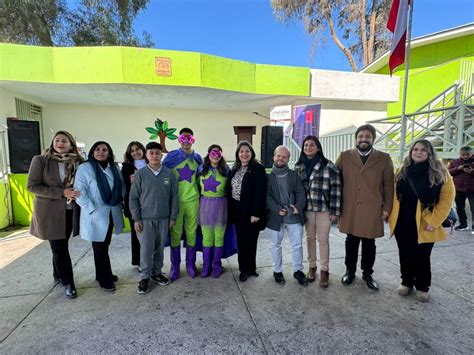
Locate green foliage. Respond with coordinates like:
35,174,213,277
67,0,154,47
0,0,68,46
0,0,153,47
145,118,178,140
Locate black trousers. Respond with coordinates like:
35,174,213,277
50,210,74,286
455,191,474,226
395,223,434,292
128,217,141,266
345,234,376,275
232,199,260,273
92,214,114,286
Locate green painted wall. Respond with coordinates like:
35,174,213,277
9,174,33,226
121,47,202,86
8,173,131,231
0,179,12,228
256,64,309,96
0,44,52,82
201,54,256,93
0,43,310,96
375,35,474,116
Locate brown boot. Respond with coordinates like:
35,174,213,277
319,270,329,288
307,267,317,283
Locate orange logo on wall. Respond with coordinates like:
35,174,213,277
155,57,172,77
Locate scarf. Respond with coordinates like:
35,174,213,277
396,161,442,208
272,164,289,177
90,159,123,206
273,164,290,207
47,151,82,187
302,153,321,184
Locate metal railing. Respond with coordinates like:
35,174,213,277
460,59,474,103
0,130,8,180
320,133,354,163
368,87,473,161
283,134,302,169
283,131,354,167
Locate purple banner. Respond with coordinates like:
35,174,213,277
292,104,321,147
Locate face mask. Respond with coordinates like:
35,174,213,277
209,149,222,159
178,134,195,144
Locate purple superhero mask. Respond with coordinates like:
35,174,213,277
209,149,222,159
178,134,195,144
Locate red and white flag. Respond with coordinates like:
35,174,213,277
387,0,411,75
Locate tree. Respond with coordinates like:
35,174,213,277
67,0,154,47
145,118,178,153
271,0,391,71
0,0,68,46
0,0,153,47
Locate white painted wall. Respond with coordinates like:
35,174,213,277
0,86,391,165
43,104,269,161
310,69,400,103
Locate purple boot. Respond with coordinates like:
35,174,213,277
211,247,224,278
169,246,181,281
200,247,213,278
186,246,198,278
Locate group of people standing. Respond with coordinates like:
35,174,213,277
27,123,455,302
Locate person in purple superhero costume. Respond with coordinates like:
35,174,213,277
162,128,202,280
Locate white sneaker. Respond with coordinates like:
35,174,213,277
397,284,412,296
416,291,429,302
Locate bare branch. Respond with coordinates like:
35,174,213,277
367,0,377,63
326,11,358,71
360,0,369,66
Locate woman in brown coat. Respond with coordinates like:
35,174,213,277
27,131,83,299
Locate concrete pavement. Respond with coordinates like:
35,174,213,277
0,226,473,354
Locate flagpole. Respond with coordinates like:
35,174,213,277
399,0,414,162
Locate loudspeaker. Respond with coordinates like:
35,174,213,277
261,126,283,168
7,119,41,173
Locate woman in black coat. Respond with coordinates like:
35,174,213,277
121,141,147,268
228,141,267,282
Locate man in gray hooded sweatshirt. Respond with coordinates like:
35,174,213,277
266,145,308,286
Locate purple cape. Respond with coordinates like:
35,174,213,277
163,149,202,169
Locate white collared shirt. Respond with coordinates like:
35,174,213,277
357,148,373,156
147,164,162,176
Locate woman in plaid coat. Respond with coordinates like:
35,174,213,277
295,136,342,287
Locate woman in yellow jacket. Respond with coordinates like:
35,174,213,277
388,139,455,302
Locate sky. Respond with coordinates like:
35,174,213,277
132,0,473,71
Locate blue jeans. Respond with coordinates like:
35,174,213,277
269,223,304,273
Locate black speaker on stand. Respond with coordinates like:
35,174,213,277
7,119,41,173
261,126,283,168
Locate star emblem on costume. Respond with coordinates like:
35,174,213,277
177,164,195,182
202,175,221,192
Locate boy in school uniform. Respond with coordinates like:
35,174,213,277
129,142,179,294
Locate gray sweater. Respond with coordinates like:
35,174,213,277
129,165,179,221
266,169,306,231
